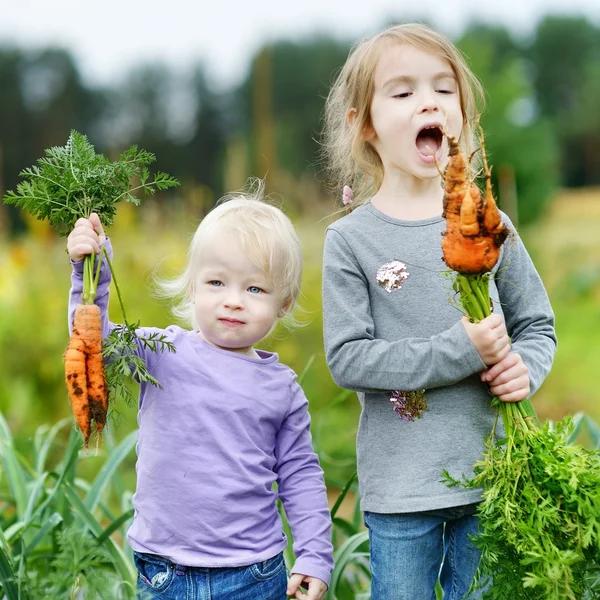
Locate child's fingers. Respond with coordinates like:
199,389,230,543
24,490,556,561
68,216,106,259
482,352,518,382
89,212,106,241
69,241,100,259
494,384,530,402
69,221,99,244
489,340,511,366
488,354,527,385
67,232,103,262
490,373,530,401
305,581,327,600
69,230,101,251
483,313,504,329
73,217,93,229
287,574,305,596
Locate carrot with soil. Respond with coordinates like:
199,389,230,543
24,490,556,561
3,130,179,446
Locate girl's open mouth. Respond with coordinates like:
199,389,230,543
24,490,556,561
416,126,443,163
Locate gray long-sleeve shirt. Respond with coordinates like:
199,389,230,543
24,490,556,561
322,203,557,513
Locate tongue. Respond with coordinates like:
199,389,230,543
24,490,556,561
416,134,439,156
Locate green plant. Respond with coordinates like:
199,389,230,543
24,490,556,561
443,273,600,598
0,412,137,599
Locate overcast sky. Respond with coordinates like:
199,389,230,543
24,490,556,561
1,0,599,89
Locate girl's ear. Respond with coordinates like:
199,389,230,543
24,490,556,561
347,107,358,127
347,107,375,142
278,298,292,319
362,124,376,142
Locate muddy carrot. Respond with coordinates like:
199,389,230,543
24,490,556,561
65,302,106,444
441,133,508,274
64,334,91,445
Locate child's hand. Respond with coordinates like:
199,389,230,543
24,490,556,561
67,213,106,262
480,352,530,402
287,573,327,600
461,314,510,366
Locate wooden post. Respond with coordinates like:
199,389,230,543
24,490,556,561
253,47,276,190
498,164,518,228
0,142,5,235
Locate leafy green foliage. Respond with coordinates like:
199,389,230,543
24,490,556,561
0,413,137,599
28,527,119,599
2,130,179,236
4,398,600,598
103,323,175,408
445,269,600,598
444,414,600,599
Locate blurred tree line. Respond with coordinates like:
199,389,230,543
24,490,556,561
1,14,600,231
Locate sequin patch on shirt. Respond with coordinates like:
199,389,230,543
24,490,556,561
376,260,409,293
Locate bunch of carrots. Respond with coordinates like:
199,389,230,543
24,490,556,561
441,128,536,422
440,129,600,599
4,131,179,447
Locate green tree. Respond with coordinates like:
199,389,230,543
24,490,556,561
458,24,559,225
234,36,351,181
0,47,99,232
528,16,600,186
99,62,226,196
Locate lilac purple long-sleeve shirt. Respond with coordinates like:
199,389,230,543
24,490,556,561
69,240,333,586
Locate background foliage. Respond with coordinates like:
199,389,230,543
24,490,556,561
1,15,600,232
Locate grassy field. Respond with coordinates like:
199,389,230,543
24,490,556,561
523,188,600,423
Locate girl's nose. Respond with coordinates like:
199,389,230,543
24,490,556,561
224,291,244,309
418,90,440,113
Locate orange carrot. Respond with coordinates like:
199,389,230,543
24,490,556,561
441,134,469,221
87,350,107,433
441,132,508,274
459,186,481,237
64,303,107,445
64,334,91,445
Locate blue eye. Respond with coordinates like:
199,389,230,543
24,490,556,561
209,280,223,287
248,286,262,294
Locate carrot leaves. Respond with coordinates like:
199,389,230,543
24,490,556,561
3,130,179,235
103,324,175,409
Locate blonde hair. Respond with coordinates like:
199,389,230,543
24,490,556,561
155,180,303,330
322,22,485,207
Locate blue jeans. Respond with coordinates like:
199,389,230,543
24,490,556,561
364,504,488,600
134,551,287,600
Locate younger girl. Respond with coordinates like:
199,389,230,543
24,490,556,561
67,188,333,600
321,23,556,599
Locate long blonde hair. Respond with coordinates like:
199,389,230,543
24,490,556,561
322,22,485,207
